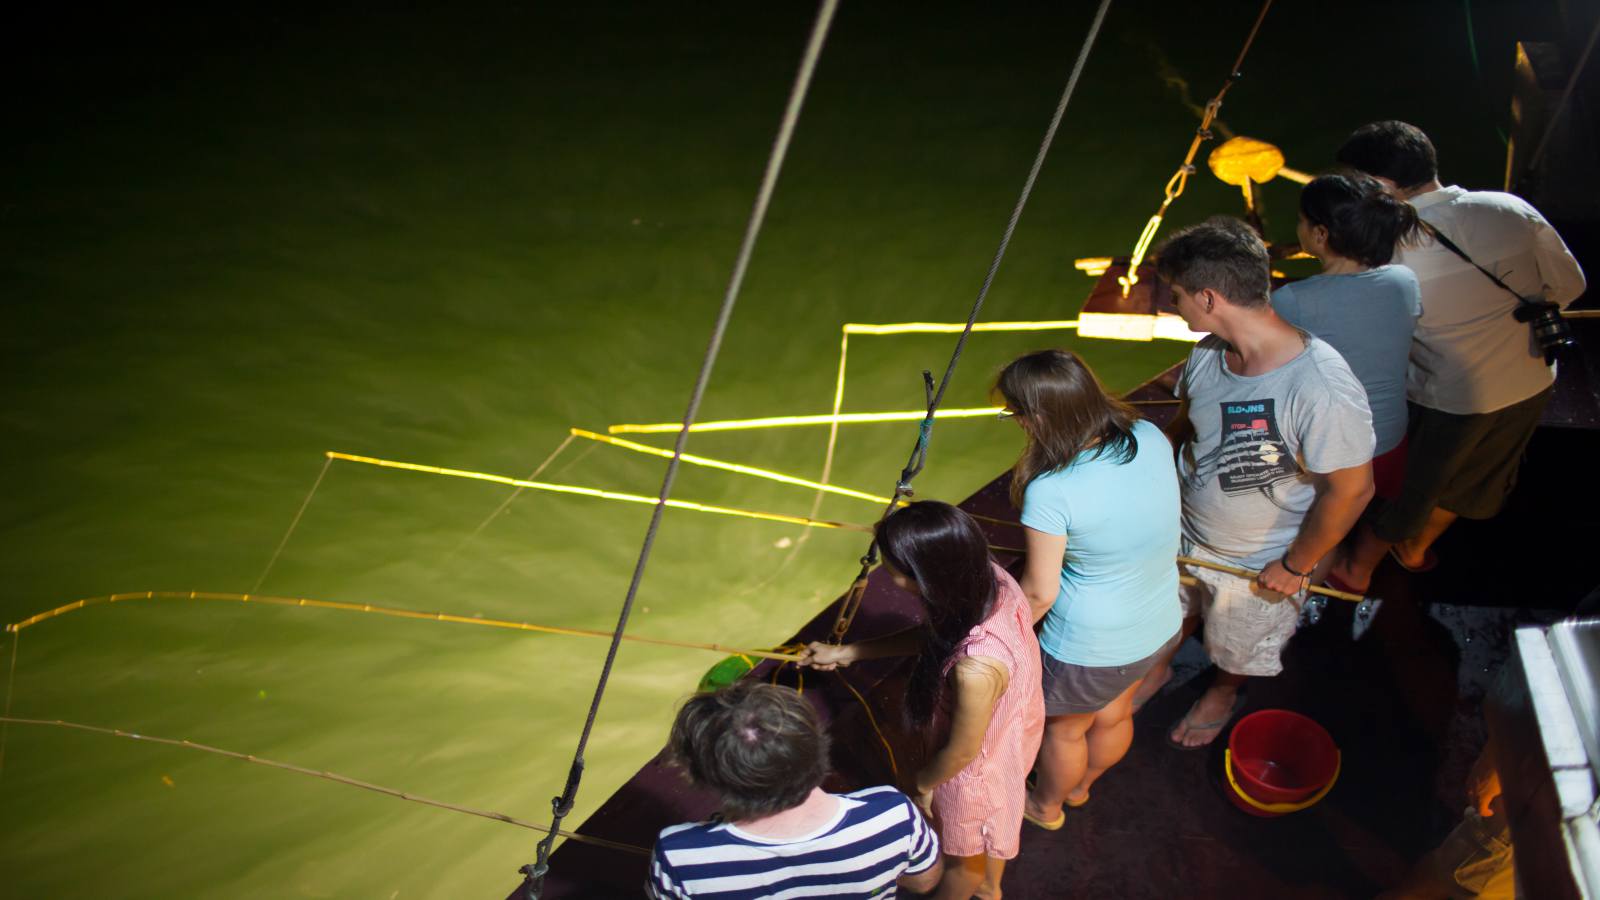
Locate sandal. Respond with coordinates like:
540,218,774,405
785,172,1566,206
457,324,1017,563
1022,807,1066,831
1167,693,1245,750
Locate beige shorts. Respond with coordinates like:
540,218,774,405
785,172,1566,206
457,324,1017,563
1179,542,1301,677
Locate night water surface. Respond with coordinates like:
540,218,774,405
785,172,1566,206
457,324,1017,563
1,2,1537,896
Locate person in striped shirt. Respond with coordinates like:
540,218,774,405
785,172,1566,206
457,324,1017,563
646,681,942,899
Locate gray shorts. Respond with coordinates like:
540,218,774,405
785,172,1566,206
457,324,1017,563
1040,630,1182,716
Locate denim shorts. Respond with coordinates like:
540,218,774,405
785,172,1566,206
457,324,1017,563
1040,629,1182,716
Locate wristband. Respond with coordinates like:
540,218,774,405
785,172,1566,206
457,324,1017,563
1279,553,1312,578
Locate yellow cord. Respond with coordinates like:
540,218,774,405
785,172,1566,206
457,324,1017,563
5,590,803,662
0,716,651,856
325,451,871,533
568,429,892,505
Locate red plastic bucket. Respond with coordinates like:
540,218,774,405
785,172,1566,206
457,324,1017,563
1223,709,1340,817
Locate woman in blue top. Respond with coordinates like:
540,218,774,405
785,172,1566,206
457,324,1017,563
999,350,1182,829
1271,173,1423,593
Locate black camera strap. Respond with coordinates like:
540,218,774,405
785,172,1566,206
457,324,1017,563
1421,222,1543,311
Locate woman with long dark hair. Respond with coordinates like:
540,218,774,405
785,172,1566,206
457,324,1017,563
997,349,1181,828
802,501,1043,900
1272,172,1422,592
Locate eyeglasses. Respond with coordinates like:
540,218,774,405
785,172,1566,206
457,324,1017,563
996,409,1017,420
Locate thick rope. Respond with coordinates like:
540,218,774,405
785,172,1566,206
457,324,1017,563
831,0,1114,640
251,456,332,594
520,2,841,895
0,716,650,857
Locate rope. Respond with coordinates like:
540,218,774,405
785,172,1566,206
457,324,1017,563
520,2,841,894
4,589,804,662
1119,0,1274,297
831,0,1115,641
0,716,651,857
765,644,899,781
0,630,17,784
832,670,899,781
251,456,332,594
450,433,577,559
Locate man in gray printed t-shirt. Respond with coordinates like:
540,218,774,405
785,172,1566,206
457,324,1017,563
1129,217,1375,749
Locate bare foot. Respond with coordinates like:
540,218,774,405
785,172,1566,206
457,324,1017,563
1169,688,1240,748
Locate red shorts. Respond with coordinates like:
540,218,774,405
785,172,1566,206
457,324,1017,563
1372,437,1407,500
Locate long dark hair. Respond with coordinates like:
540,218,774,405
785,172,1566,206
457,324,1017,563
995,349,1139,509
1300,172,1421,268
876,501,997,727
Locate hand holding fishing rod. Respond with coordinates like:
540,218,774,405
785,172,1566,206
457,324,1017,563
1177,554,1382,639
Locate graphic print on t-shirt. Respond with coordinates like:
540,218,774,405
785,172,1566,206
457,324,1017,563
1193,399,1301,494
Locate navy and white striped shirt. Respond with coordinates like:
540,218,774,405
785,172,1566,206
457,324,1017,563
646,786,939,899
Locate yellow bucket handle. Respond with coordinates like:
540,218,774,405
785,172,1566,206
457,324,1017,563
1224,748,1341,815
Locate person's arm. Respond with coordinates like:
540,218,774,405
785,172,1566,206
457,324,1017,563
898,856,945,894
801,628,922,671
1533,216,1586,308
1256,462,1374,594
1021,527,1066,624
644,845,689,900
895,789,943,892
914,656,1007,802
1165,352,1197,454
1164,396,1194,455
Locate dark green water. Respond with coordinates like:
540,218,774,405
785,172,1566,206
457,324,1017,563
1,2,1544,896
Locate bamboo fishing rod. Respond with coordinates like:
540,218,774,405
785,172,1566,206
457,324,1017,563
6,591,803,662
0,716,652,857
1176,555,1365,603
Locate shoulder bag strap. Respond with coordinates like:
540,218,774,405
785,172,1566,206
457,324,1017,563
1422,222,1538,309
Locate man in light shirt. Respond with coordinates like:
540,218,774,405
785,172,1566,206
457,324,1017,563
1326,121,1586,590
1135,218,1375,748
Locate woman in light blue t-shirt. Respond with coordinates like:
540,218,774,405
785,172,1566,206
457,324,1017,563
1273,172,1424,595
1272,172,1421,465
998,349,1182,830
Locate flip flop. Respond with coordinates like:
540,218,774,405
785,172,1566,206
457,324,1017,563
1021,807,1066,831
1387,545,1439,574
1065,792,1090,809
1167,694,1245,750
1023,770,1078,821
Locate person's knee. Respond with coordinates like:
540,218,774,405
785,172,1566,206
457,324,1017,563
1092,704,1134,730
1046,713,1094,742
